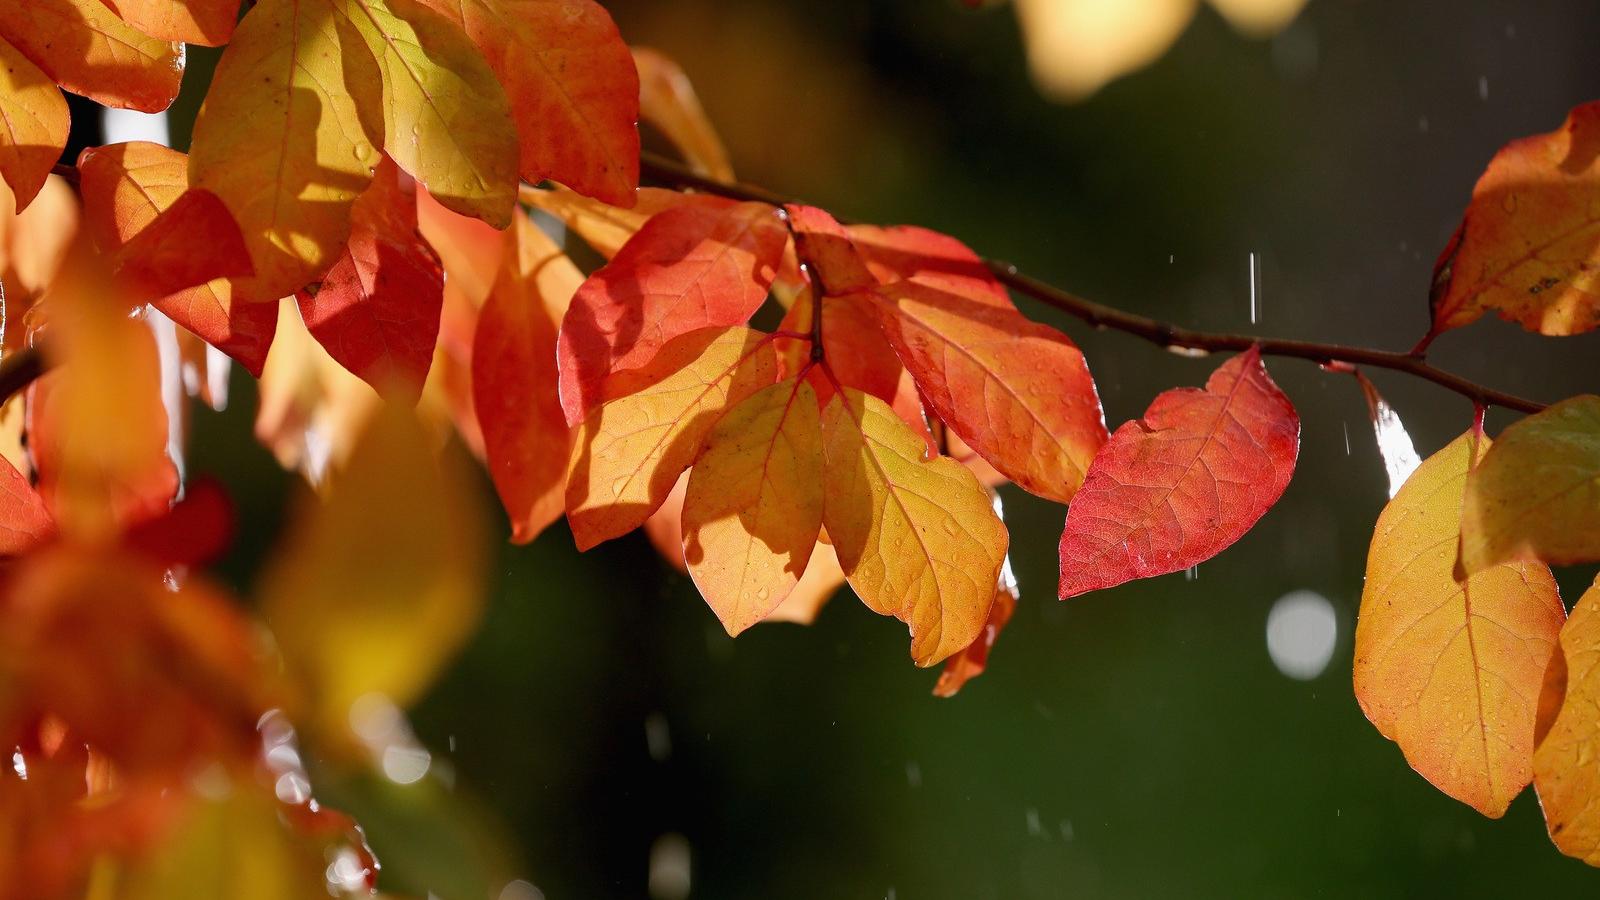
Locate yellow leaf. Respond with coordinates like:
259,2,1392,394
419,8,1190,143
820,389,1008,667
260,400,487,748
1461,395,1600,573
255,299,381,483
683,376,824,636
565,326,777,551
337,0,519,227
1533,575,1600,864
1206,0,1307,35
189,0,383,303
0,35,68,213
520,185,729,260
1353,430,1565,817
0,0,182,112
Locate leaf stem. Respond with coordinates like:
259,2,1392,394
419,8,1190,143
637,152,1548,416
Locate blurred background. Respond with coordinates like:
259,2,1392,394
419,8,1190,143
88,0,1600,896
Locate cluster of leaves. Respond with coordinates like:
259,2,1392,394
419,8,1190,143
0,0,1599,891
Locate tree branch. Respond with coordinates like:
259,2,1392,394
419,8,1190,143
638,151,1548,415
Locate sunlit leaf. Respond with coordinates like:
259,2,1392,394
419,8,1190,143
1461,394,1600,573
1354,430,1565,817
98,0,242,45
0,454,53,556
1058,347,1297,597
254,300,382,484
821,389,1008,667
933,571,1018,698
0,35,68,213
1533,575,1600,863
565,325,778,550
683,377,824,635
847,223,1010,306
0,0,182,112
522,185,733,260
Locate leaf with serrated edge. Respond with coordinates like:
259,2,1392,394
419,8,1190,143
1058,347,1297,597
1462,395,1600,573
821,389,1008,667
557,201,787,425
684,377,823,635
1354,430,1565,818
565,326,777,550
1533,575,1600,862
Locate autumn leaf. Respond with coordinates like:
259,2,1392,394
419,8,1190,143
1353,430,1565,817
0,36,68,213
77,142,277,376
261,400,487,749
417,186,506,308
1533,575,1600,863
821,389,1008,667
298,157,445,401
1058,347,1297,597
934,573,1018,698
785,204,878,295
848,223,1010,305
0,0,182,112
1460,394,1600,573
565,326,778,550
0,174,79,329
0,455,53,556
188,0,383,304
98,0,242,46
1428,101,1600,340
874,276,1107,503
556,201,788,425
522,185,733,260
416,0,640,205
633,47,734,182
683,376,824,635
474,211,583,544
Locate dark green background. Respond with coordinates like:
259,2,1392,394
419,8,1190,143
158,0,1600,896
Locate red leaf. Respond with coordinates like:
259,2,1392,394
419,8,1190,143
783,204,877,295
297,158,444,403
557,201,788,425
1058,347,1299,598
121,476,234,568
112,189,253,304
848,223,1010,305
0,453,53,555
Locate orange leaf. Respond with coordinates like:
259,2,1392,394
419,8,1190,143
474,211,583,543
565,326,778,550
848,223,1010,305
418,186,506,308
556,201,788,425
77,142,276,376
98,0,241,45
684,376,824,635
0,454,53,556
0,175,80,344
416,0,640,205
0,35,68,213
111,189,255,304
1428,101,1600,339
933,573,1018,698
1058,347,1296,597
297,158,444,402
633,47,733,182
1461,394,1600,573
821,389,1008,667
0,0,182,112
875,277,1108,503
785,204,877,295
1533,575,1600,862
522,185,733,260
1353,430,1565,817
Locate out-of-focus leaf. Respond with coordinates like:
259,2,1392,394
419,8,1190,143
474,211,583,543
97,0,241,46
261,400,487,749
254,300,382,484
521,185,732,260
1533,575,1600,864
565,326,777,550
0,175,79,347
633,46,733,182
0,0,182,112
1354,430,1565,818
821,389,1008,667
1461,395,1600,573
120,476,234,568
416,0,639,205
1428,102,1600,340
417,186,505,309
556,201,787,425
0,35,68,213
1058,347,1297,598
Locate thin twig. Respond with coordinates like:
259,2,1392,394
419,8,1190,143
638,151,1548,415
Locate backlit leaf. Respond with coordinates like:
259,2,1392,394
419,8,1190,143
1428,101,1600,339
77,142,277,376
874,277,1107,503
683,376,824,635
297,157,444,401
633,46,734,182
848,223,1010,305
1353,430,1565,817
474,211,583,544
565,325,777,550
98,0,242,45
933,572,1018,698
556,201,787,425
0,0,182,112
1533,575,1600,863
821,389,1008,667
254,299,382,483
1461,395,1600,573
416,0,639,205
0,35,68,213
522,185,732,260
1058,347,1297,597
0,455,52,556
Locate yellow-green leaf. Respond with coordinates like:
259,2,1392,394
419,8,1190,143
1353,430,1565,817
565,326,777,551
821,389,1008,667
1461,395,1600,573
1533,575,1600,864
683,376,824,636
261,400,487,748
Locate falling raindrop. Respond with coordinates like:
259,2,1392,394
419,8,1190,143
1248,252,1260,324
